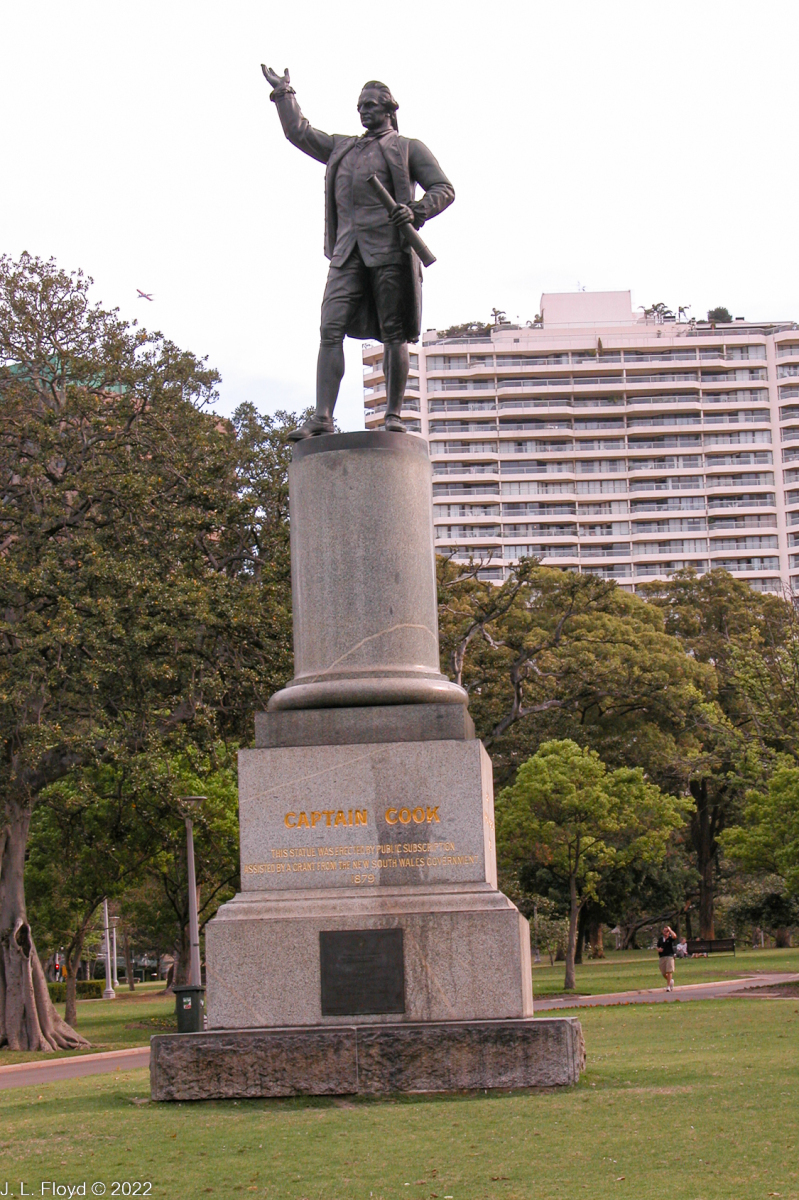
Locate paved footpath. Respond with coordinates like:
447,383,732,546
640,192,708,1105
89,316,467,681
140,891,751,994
0,1046,150,1090
1,974,797,1090
535,971,799,1011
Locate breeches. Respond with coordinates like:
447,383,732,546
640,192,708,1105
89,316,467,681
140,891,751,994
320,248,408,344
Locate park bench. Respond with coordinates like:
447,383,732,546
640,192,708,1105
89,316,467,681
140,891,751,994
687,937,736,956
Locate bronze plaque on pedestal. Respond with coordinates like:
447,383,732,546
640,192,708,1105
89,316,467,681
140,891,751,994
320,929,405,1016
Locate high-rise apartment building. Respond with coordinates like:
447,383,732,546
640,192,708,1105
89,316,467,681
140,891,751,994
363,291,799,593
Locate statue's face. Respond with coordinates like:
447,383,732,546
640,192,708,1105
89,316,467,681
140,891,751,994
357,90,391,131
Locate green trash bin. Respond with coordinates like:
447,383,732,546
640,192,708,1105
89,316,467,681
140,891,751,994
174,984,205,1033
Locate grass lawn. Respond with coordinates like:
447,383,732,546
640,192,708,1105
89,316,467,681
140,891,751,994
1,996,797,1199
0,985,177,1066
2,949,797,1067
531,944,799,996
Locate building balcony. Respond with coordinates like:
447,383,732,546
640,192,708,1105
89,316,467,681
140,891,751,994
629,477,704,492
431,463,499,477
580,545,631,558
625,392,703,407
711,557,780,573
497,377,573,391
707,494,776,509
628,417,703,429
429,442,499,456
427,379,495,393
634,561,708,577
624,352,698,364
497,397,575,411
701,388,770,404
625,372,699,385
582,564,633,578
428,400,497,413
367,399,421,414
704,432,772,446
503,545,578,560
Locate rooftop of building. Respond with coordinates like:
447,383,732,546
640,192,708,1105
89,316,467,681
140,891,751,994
416,291,796,349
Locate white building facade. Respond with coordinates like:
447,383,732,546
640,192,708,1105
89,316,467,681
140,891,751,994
363,291,799,593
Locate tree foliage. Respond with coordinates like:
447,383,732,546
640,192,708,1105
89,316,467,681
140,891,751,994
438,558,712,785
496,739,689,988
0,251,294,1049
641,568,797,935
720,768,799,897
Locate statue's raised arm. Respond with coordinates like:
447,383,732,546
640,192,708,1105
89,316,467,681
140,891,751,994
261,64,336,165
261,67,455,440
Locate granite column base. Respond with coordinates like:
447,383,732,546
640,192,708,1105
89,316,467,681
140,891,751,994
150,1017,586,1100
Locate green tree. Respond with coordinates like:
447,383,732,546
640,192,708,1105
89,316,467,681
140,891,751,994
438,558,712,787
496,739,690,989
0,252,293,1049
641,568,795,936
720,767,799,898
437,321,493,339
707,307,733,323
25,766,157,1026
728,876,799,948
641,302,676,323
138,748,240,987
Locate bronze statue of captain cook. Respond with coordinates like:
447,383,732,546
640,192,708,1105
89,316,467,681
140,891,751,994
262,66,455,440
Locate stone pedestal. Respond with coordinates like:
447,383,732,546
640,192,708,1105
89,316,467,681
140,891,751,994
205,734,533,1028
150,432,583,1100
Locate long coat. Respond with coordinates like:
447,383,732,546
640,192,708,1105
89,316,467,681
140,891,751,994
272,90,455,342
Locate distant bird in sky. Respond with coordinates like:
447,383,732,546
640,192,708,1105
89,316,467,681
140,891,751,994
137,289,154,301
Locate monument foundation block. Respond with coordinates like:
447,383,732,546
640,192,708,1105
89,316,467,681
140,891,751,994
150,1017,586,1101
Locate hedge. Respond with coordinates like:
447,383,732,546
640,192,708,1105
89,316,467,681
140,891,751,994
47,980,104,1002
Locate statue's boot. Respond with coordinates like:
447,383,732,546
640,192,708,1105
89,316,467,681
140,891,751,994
383,397,407,434
382,342,408,433
288,407,335,441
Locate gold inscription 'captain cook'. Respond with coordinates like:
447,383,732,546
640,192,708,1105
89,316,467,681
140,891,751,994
285,809,367,829
283,806,442,830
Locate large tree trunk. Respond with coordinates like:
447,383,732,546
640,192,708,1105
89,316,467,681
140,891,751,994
574,904,589,965
0,801,89,1051
774,927,792,948
564,876,579,990
589,912,605,959
64,967,78,1029
63,924,89,1029
690,779,721,939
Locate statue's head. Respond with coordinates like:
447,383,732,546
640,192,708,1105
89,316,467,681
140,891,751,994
357,81,399,132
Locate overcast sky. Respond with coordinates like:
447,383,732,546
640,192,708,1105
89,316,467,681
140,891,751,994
2,1,798,430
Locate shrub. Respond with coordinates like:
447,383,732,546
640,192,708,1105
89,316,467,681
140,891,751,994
47,980,104,1002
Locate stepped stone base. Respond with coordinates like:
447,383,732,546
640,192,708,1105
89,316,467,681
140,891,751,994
254,702,475,748
206,884,532,1028
150,1017,585,1101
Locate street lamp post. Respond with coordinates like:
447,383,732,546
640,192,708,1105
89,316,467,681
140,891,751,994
180,796,205,988
111,916,119,988
102,898,116,1000
174,796,206,1034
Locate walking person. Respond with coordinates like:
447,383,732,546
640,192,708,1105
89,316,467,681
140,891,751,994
657,925,678,992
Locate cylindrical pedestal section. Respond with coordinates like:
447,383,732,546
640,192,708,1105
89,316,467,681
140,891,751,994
269,431,467,710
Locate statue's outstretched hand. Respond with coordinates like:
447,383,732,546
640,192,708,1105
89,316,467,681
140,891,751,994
261,64,290,89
